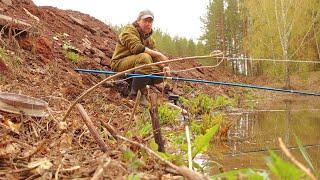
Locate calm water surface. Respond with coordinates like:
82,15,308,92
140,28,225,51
206,98,320,174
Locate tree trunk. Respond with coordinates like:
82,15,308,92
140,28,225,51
275,0,293,89
313,25,320,70
284,48,291,89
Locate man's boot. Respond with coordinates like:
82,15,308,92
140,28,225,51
139,89,149,106
129,76,150,106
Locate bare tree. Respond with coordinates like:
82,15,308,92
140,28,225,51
274,0,296,88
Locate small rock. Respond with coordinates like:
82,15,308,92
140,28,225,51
83,49,92,56
52,36,59,41
69,15,84,26
92,47,107,59
82,38,92,49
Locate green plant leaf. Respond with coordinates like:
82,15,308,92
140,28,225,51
158,104,180,125
192,124,219,158
127,172,144,180
210,168,269,180
138,123,152,137
123,150,144,170
122,150,135,163
294,134,315,173
266,150,304,179
201,113,224,134
149,140,158,152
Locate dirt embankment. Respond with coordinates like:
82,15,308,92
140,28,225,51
0,0,246,178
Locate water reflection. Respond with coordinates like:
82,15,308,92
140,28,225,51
209,99,320,173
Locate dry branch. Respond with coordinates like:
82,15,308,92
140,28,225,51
123,90,141,134
0,14,31,27
23,8,40,22
278,138,316,180
76,104,108,152
21,139,48,159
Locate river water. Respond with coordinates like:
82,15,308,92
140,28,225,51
207,98,320,174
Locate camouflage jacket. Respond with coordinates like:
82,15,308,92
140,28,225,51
111,22,155,63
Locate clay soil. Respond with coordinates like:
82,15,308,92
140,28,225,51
0,0,248,179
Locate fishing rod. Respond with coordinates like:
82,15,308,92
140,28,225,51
75,68,320,97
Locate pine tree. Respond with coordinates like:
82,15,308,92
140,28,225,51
201,0,226,53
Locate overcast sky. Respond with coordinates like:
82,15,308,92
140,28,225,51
32,0,209,40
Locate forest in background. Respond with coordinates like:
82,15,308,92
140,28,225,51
112,0,320,87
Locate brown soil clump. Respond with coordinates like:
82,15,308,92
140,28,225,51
18,37,53,60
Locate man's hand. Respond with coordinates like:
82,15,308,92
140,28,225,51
145,47,169,72
145,47,168,61
158,53,168,61
163,66,171,76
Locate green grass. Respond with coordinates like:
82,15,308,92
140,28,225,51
158,104,181,125
65,51,82,63
0,47,22,68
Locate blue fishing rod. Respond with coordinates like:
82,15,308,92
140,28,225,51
75,68,320,97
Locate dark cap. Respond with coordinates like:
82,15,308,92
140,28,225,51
138,9,154,20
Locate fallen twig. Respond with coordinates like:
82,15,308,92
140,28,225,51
100,120,118,140
21,139,48,159
30,122,39,137
0,166,36,175
12,26,32,38
76,104,108,152
23,8,40,22
54,157,65,180
123,90,141,134
0,14,31,27
278,138,316,180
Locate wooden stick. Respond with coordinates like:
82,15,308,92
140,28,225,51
278,138,316,180
0,14,31,27
123,90,141,134
149,93,165,152
21,139,48,159
23,8,40,22
63,53,223,121
76,104,108,152
55,157,65,180
185,124,192,170
12,26,32,38
100,120,118,141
